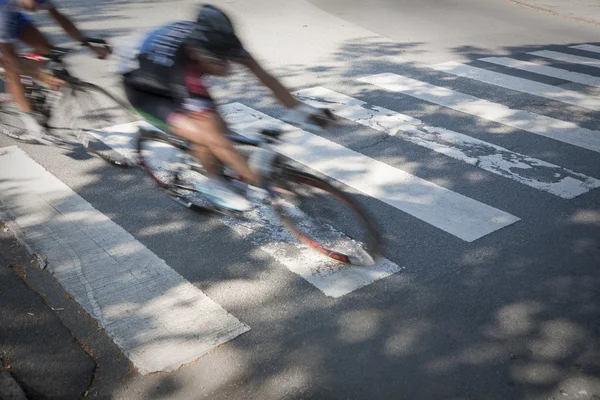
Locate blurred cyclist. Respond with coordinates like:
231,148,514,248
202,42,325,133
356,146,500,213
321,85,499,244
118,4,334,212
0,0,108,137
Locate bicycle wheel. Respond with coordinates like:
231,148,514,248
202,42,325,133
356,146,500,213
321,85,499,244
56,82,136,166
137,128,216,212
0,99,40,143
62,82,136,131
271,166,381,266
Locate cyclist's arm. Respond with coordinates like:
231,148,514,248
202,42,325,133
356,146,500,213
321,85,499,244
46,6,109,58
45,6,88,45
237,54,299,109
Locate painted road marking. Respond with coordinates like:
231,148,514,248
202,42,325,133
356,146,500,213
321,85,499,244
88,122,403,298
220,103,519,242
295,87,600,199
479,57,600,87
570,44,600,54
0,146,249,374
529,50,600,68
358,73,600,153
430,61,600,111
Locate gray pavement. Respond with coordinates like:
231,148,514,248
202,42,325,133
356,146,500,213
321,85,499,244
1,0,600,399
0,223,95,399
0,222,132,399
509,0,600,25
0,360,26,400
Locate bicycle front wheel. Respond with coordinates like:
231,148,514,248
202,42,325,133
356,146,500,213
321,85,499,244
62,82,136,132
271,167,381,266
57,82,137,166
0,100,38,143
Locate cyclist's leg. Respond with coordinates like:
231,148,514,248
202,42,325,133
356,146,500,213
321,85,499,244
16,16,64,90
124,83,257,210
2,15,56,106
17,14,52,55
0,12,32,113
123,82,260,185
169,111,260,185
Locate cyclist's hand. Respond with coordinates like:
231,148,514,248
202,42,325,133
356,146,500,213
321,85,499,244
307,107,335,129
92,46,110,60
84,37,112,60
283,102,336,130
38,72,66,91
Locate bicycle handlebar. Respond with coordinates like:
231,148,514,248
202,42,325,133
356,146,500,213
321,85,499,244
41,38,110,62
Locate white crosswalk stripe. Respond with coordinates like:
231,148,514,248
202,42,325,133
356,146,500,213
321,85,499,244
92,112,519,246
88,121,403,299
2,43,600,375
221,103,520,242
569,44,600,54
294,87,600,199
529,50,600,68
430,61,600,111
0,146,249,374
2,43,599,310
358,73,600,153
479,57,600,87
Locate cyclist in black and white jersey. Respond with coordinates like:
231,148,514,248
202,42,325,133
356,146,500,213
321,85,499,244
118,4,334,212
0,0,107,136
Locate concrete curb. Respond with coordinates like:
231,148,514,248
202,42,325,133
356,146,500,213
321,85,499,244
0,361,27,400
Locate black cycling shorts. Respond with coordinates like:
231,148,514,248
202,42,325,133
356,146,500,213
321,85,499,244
123,80,215,129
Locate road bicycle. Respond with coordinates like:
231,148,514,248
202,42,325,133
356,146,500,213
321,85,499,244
136,122,382,266
0,41,133,166
1,43,382,265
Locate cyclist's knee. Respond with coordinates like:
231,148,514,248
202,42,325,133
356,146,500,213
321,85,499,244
170,111,227,147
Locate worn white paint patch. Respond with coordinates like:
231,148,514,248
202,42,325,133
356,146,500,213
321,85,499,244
358,73,600,153
221,103,519,242
220,196,402,298
529,50,600,68
570,44,600,54
0,146,249,374
430,61,600,111
89,122,402,298
479,57,600,88
295,87,600,199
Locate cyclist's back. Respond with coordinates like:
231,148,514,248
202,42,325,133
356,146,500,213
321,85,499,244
121,21,204,98
117,20,218,126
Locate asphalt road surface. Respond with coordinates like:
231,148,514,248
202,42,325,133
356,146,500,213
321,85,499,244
1,0,599,399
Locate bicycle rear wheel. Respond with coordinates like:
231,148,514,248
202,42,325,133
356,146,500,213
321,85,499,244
137,128,215,212
271,167,381,266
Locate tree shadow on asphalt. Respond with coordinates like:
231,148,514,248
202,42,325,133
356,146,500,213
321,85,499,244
0,222,97,399
123,37,598,399
2,18,600,400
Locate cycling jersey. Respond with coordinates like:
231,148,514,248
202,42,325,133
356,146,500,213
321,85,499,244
120,21,223,104
0,0,53,44
119,20,248,125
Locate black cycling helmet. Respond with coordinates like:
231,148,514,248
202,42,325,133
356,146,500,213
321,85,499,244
186,4,246,59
